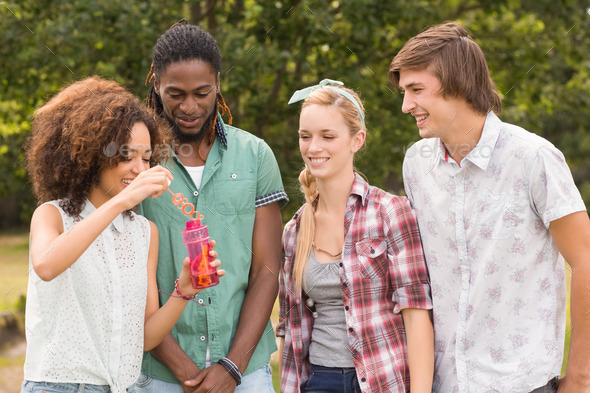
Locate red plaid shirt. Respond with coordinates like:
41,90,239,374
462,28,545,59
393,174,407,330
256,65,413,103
277,175,432,393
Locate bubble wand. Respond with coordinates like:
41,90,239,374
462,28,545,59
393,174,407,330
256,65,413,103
166,187,219,289
166,187,204,221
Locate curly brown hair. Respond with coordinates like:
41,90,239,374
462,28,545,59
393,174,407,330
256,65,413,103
26,76,167,218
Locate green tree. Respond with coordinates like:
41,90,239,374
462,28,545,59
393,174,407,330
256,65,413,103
0,0,188,226
1,0,589,227
202,0,590,217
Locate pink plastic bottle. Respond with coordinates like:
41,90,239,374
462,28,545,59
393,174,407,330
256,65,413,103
181,219,220,289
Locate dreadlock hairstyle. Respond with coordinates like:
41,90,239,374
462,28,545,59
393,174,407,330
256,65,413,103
146,19,232,147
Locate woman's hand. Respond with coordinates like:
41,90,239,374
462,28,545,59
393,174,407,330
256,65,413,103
114,165,173,211
176,240,225,298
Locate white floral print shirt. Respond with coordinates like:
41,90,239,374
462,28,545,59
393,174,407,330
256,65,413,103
403,112,586,393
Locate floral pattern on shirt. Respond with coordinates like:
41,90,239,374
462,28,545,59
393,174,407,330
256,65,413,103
403,112,586,393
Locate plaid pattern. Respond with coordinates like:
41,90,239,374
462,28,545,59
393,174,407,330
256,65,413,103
277,174,432,393
215,114,228,147
255,190,289,208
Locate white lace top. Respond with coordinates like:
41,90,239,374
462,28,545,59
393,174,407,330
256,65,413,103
24,200,151,392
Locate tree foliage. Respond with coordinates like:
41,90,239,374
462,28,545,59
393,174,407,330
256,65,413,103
1,0,589,227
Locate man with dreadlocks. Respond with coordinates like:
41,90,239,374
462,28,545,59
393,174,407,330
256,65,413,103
134,20,288,393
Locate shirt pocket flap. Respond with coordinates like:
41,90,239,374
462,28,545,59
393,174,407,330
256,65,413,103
354,238,389,279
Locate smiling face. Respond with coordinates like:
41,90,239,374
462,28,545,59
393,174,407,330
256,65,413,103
155,60,220,143
89,122,152,207
399,68,466,141
298,104,365,181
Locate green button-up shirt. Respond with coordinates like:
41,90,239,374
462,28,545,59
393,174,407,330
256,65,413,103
140,118,288,383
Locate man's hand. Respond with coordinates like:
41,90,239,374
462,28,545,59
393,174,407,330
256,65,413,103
184,364,238,393
176,362,201,393
147,333,202,393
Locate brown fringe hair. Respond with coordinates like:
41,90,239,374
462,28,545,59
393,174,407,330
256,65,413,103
389,21,502,115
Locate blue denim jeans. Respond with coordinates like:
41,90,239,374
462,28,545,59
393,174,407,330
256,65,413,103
129,363,274,393
302,364,361,393
21,380,111,393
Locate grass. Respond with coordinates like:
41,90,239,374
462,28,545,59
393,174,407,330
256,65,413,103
0,230,29,311
0,230,571,389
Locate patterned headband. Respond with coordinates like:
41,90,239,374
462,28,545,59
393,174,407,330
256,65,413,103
288,79,365,129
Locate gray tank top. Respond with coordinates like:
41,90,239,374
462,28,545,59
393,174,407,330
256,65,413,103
303,251,354,367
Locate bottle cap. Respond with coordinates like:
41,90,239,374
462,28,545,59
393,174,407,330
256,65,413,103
185,219,202,230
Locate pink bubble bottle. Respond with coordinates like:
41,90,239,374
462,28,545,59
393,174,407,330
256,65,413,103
181,219,220,289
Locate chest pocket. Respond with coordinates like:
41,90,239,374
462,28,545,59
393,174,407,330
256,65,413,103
213,172,256,215
476,191,520,239
354,238,389,279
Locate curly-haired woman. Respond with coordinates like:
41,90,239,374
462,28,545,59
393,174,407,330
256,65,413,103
21,76,223,393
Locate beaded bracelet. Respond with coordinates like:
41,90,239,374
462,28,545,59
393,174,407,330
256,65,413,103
174,278,197,300
218,357,242,386
158,279,204,305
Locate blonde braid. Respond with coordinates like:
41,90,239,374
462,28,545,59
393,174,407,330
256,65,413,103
293,167,318,292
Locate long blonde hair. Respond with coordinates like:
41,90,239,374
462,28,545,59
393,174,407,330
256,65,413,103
293,86,366,292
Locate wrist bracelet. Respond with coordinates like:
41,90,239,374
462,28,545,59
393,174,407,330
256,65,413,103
218,357,242,386
174,278,197,301
158,279,204,306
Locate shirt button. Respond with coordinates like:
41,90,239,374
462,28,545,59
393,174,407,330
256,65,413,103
348,327,353,333
198,299,204,304
361,378,366,382
339,262,343,267
345,306,349,311
193,191,199,196
200,336,206,341
231,174,237,179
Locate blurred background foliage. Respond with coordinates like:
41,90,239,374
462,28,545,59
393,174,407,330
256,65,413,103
1,0,589,226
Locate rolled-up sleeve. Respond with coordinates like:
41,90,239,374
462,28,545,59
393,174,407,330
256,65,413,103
387,197,432,313
277,219,297,337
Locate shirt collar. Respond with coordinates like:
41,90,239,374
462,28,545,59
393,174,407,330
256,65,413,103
463,111,501,170
433,111,501,170
433,139,446,168
350,173,370,206
214,114,228,148
79,199,125,233
292,173,370,223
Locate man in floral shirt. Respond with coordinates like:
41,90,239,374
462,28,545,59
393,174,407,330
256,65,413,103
389,21,590,393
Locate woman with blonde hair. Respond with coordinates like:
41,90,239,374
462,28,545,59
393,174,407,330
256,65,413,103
277,79,433,393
